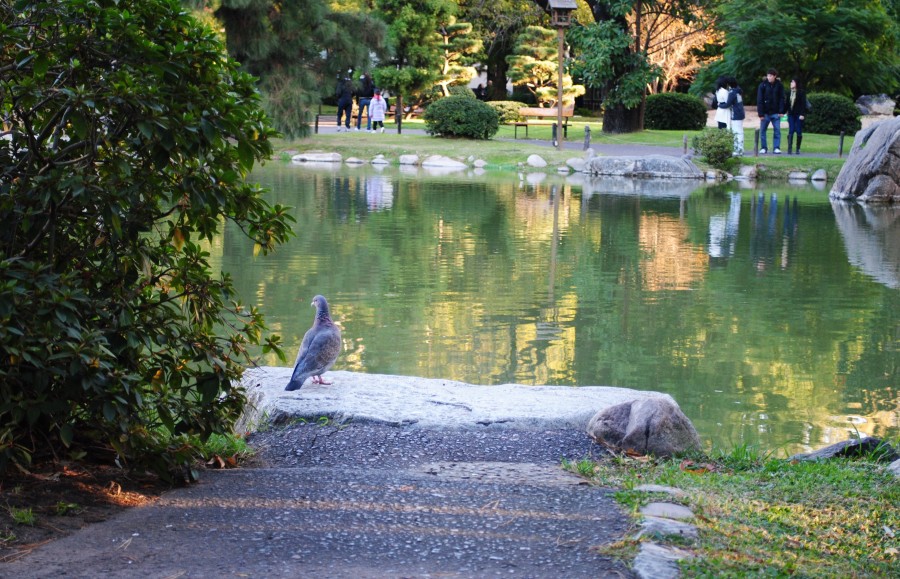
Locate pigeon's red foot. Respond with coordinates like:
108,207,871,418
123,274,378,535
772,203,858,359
312,375,333,385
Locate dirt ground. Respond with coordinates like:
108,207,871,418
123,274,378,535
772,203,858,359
0,461,170,564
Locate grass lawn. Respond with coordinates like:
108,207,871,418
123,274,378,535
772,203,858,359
565,445,900,577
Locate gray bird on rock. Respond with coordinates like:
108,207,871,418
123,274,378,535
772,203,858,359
285,295,342,391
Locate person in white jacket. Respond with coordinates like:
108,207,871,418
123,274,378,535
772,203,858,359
714,76,731,129
368,89,388,133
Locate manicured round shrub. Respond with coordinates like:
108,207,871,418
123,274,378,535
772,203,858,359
486,100,525,123
805,93,861,136
448,85,477,99
692,128,736,170
645,93,708,130
423,95,500,139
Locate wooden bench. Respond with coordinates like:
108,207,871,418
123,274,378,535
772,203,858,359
513,106,574,139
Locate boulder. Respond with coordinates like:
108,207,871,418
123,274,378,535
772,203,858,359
585,155,703,179
473,159,488,168
292,152,342,163
888,459,900,478
526,154,547,168
811,169,827,182
566,157,586,172
829,116,900,203
399,154,419,166
788,437,899,463
586,397,701,457
421,155,466,169
788,171,809,182
856,94,896,116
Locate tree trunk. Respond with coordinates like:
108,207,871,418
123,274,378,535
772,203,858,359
602,102,642,134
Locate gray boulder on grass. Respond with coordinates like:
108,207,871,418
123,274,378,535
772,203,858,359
586,397,701,457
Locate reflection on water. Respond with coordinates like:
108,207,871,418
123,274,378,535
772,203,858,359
214,164,899,455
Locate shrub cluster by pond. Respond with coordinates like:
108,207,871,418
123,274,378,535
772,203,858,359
423,95,500,139
692,127,736,170
805,93,862,136
644,93,708,130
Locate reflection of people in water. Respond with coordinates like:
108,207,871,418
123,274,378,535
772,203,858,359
750,192,778,271
781,196,799,269
365,174,394,211
708,192,741,262
749,192,800,271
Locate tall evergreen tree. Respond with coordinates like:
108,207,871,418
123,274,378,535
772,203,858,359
506,26,585,107
191,0,387,138
436,16,482,96
373,0,455,129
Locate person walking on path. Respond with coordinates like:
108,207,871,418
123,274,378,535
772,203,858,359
784,78,809,155
714,76,731,129
335,70,354,132
355,73,375,131
756,68,785,154
369,88,388,133
724,76,746,156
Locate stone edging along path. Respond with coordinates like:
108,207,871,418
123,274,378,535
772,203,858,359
288,148,832,187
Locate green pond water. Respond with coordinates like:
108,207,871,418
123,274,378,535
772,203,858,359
211,162,898,456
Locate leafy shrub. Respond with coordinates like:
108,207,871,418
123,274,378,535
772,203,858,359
423,95,500,139
448,85,477,99
805,93,861,136
0,0,291,479
486,101,525,123
645,93,708,130
692,128,736,170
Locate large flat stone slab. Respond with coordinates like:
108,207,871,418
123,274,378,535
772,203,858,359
585,155,703,179
239,368,671,431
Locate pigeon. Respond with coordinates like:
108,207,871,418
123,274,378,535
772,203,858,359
285,295,342,391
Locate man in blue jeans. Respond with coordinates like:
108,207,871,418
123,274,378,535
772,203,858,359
355,73,375,131
756,68,785,154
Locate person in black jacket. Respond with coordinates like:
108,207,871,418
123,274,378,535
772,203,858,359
335,70,354,132
784,78,809,155
355,73,375,131
756,68,785,154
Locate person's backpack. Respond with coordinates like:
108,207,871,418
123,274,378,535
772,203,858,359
805,97,813,113
711,94,718,110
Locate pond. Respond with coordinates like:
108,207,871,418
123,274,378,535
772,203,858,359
210,162,898,456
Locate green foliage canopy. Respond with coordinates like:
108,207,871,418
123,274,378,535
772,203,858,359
373,0,455,108
694,0,900,99
0,0,292,476
208,0,388,138
506,25,585,107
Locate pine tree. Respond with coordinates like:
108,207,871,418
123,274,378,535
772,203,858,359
506,26,584,107
191,0,387,138
436,17,482,97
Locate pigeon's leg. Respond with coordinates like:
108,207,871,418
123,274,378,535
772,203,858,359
312,375,333,385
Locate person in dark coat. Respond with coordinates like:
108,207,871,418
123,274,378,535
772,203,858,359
756,68,785,154
784,78,809,155
335,70,354,132
355,73,375,131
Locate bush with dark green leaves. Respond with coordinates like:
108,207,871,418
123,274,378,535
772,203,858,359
0,0,292,479
448,85,476,99
486,101,525,123
692,128,736,170
645,93,708,130
423,95,500,139
804,93,862,136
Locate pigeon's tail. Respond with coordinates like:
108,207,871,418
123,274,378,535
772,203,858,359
285,369,312,391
